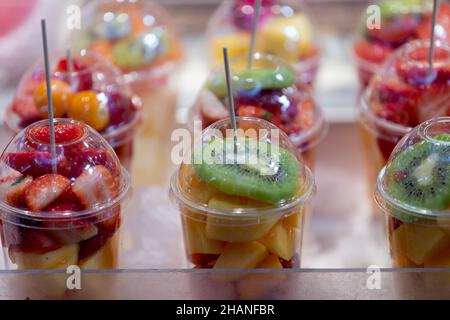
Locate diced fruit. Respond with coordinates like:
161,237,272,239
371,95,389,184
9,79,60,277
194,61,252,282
25,174,71,211
424,247,450,268
213,242,268,280
282,212,301,229
48,222,98,245
79,234,119,269
78,218,118,261
11,244,79,269
69,91,110,131
182,217,224,255
391,223,449,265
377,137,399,162
376,103,416,126
260,14,313,62
354,40,392,64
6,227,61,254
28,122,85,144
33,80,72,119
375,78,418,105
197,89,228,129
56,57,93,91
106,92,135,127
67,148,118,179
72,165,118,208
178,164,217,205
5,152,69,178
45,202,80,212
190,254,220,268
260,222,296,261
367,14,419,47
211,32,250,64
0,173,33,207
416,4,450,42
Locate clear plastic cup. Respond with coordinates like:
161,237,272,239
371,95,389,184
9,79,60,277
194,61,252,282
352,0,449,91
170,116,315,282
375,117,450,274
70,0,183,185
0,118,130,297
206,0,320,89
3,51,141,172
360,39,450,215
190,53,326,170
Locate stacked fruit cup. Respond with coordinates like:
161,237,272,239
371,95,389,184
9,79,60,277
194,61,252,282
0,119,130,297
71,0,183,185
206,0,320,89
170,117,315,298
375,117,450,293
353,0,450,91
3,51,141,172
191,53,326,170
360,39,450,215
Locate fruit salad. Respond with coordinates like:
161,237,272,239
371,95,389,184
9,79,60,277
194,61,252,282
360,39,450,214
375,117,450,270
4,51,141,171
0,119,130,296
207,0,320,87
353,0,450,89
191,53,325,169
170,117,314,279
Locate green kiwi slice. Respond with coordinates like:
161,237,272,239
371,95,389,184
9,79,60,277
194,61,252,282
193,137,299,204
386,133,450,217
379,0,429,20
206,67,295,99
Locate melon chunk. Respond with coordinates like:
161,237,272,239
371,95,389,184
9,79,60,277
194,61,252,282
12,244,79,269
182,217,224,255
282,212,302,229
392,224,449,265
424,247,450,268
214,242,268,270
260,223,296,261
79,233,119,269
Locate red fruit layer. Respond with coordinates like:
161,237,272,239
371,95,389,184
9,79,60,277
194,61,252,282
366,15,420,48
56,57,93,91
377,137,400,163
27,123,85,144
5,152,69,178
416,4,450,42
3,226,61,254
354,40,393,64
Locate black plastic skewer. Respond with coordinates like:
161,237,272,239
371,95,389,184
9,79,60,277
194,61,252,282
248,0,262,69
428,0,440,75
41,19,57,173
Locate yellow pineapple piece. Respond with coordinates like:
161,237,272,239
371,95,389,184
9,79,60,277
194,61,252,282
211,32,250,65
79,234,119,269
424,247,450,268
182,217,225,255
214,242,268,270
260,14,313,63
282,211,302,229
392,224,449,265
260,222,296,261
178,164,217,206
12,244,79,270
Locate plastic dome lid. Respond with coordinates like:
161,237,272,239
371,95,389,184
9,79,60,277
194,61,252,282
193,53,326,151
172,117,315,215
376,117,450,222
360,39,450,138
0,118,130,226
71,0,182,83
206,0,319,69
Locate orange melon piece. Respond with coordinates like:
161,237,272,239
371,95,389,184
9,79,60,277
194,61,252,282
12,244,79,270
260,223,296,261
182,217,224,255
79,234,119,269
214,242,268,270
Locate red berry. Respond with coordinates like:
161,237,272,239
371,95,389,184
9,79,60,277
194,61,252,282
7,227,61,254
106,92,135,127
354,40,393,64
416,4,450,43
367,15,419,47
5,152,69,178
375,79,418,105
56,57,93,91
28,123,85,144
377,103,416,126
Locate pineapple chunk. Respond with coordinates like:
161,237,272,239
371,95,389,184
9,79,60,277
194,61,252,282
214,242,268,270
392,224,449,265
12,244,79,270
424,247,450,268
79,234,119,269
260,223,296,261
260,14,313,63
282,212,302,229
211,32,250,65
182,217,225,255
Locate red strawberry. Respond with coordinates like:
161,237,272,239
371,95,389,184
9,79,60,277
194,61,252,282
66,148,119,179
416,85,450,123
416,3,450,42
7,227,61,255
47,219,98,245
0,173,33,207
377,103,417,126
377,137,399,162
198,89,228,128
375,78,419,104
237,105,287,132
72,165,119,209
354,40,393,64
367,15,419,47
56,57,93,91
28,122,85,144
5,152,70,178
25,174,71,211
106,92,136,127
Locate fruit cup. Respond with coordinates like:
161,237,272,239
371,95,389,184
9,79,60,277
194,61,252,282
206,0,320,89
353,0,450,91
3,51,141,172
170,117,315,297
0,118,130,297
190,53,326,170
71,0,183,185
375,117,450,292
360,39,450,215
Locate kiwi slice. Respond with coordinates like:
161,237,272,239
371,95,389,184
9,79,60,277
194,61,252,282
379,0,429,20
386,133,450,218
193,137,299,204
206,67,295,99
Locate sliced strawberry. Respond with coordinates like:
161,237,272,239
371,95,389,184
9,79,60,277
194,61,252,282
56,57,93,91
5,152,69,178
377,102,417,127
66,148,119,179
367,15,419,47
11,94,40,125
0,173,33,207
106,92,136,127
237,105,273,118
47,219,98,245
72,165,119,209
416,4,450,42
416,85,450,123
28,122,85,144
354,40,393,64
6,227,61,255
375,78,419,104
25,174,71,211
198,89,228,128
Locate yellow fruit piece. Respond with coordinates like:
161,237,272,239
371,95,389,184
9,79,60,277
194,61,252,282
69,90,110,131
34,79,72,118
178,164,217,206
12,244,79,269
211,32,251,66
260,222,296,261
424,247,450,268
182,217,225,255
282,211,303,229
392,223,449,265
79,234,119,269
214,241,268,270
260,14,313,63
